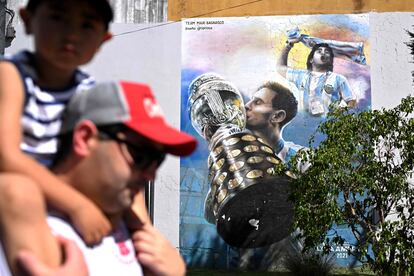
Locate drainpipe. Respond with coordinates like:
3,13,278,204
0,0,6,55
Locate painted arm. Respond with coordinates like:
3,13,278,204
338,74,357,108
277,37,300,77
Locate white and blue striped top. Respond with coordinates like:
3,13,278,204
5,51,95,166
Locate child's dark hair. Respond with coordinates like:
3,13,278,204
26,0,113,30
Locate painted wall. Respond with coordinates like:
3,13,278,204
180,13,371,269
178,11,414,269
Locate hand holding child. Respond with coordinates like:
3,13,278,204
132,223,186,276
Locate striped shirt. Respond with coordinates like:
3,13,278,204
286,68,354,116
5,51,95,166
274,138,303,164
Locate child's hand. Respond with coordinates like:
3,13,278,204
17,236,88,276
132,223,186,276
70,199,111,245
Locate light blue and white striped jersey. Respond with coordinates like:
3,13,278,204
286,68,354,116
274,138,303,165
5,51,95,166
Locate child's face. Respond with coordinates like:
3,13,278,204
21,0,111,71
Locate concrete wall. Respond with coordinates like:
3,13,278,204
370,12,414,109
84,23,183,247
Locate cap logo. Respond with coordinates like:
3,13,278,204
143,98,164,118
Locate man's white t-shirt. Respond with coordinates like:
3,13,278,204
0,216,143,276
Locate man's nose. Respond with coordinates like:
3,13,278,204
245,100,252,110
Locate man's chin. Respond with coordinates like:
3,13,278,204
246,123,261,131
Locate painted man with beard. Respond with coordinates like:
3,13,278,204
234,80,304,269
245,80,302,164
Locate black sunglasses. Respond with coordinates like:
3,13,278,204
98,129,166,169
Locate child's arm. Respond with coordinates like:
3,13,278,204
0,62,111,261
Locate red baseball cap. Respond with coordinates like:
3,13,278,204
60,81,197,156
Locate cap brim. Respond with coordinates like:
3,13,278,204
130,123,197,156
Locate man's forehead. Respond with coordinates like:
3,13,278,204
316,46,329,51
254,88,275,102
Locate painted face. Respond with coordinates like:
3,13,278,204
245,88,275,130
311,46,332,67
88,130,164,216
23,0,109,72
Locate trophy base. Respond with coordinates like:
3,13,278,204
216,175,293,248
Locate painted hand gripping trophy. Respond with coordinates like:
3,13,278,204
188,73,294,248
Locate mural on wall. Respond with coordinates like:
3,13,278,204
180,14,371,269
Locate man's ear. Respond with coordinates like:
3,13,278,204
72,120,99,157
19,8,32,35
270,110,286,124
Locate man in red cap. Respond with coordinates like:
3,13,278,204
0,81,196,275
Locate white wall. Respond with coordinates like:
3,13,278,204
85,23,183,247
370,12,414,109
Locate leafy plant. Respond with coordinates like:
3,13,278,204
283,249,336,276
289,96,414,275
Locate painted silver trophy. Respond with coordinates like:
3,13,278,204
188,73,293,248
